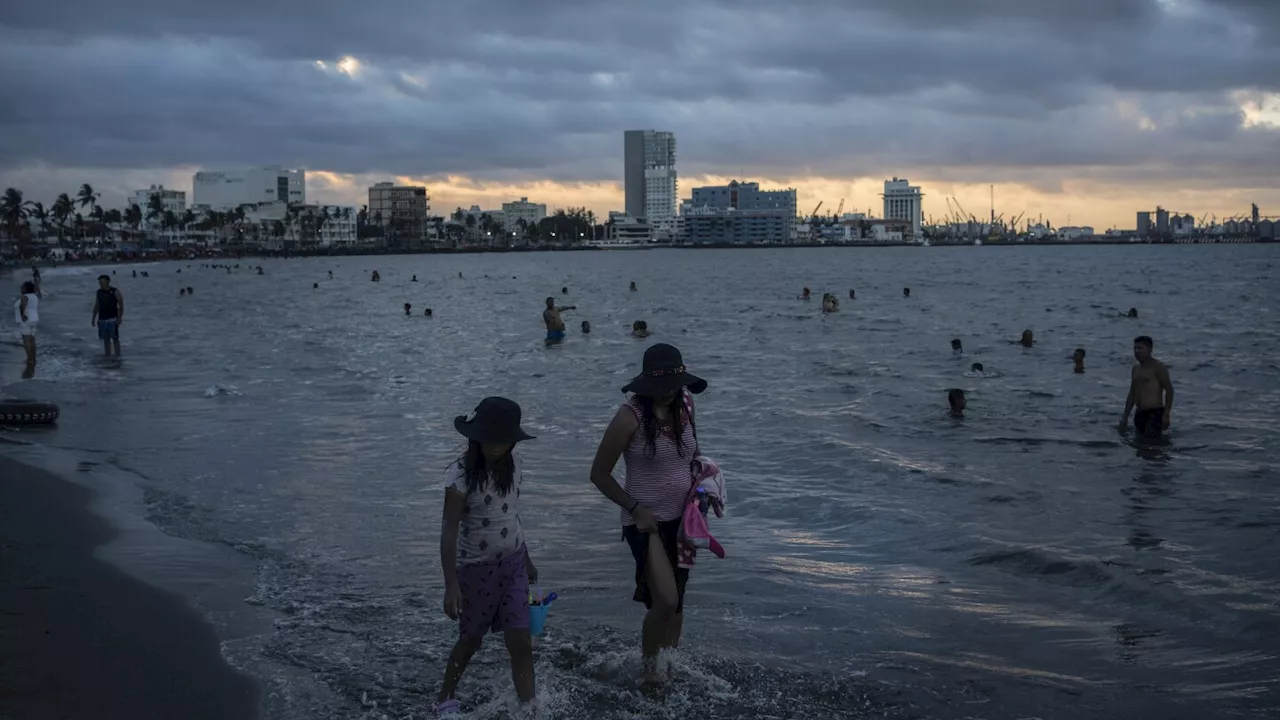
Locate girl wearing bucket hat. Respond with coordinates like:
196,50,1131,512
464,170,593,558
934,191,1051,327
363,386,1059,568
434,397,538,715
589,343,707,684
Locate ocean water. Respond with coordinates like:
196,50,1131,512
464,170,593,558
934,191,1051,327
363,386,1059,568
3,245,1279,719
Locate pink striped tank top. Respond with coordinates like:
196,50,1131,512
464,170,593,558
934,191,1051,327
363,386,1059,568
620,392,697,526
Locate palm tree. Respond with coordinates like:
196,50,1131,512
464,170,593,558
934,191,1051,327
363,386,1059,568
77,184,99,219
1,188,33,244
29,201,47,242
125,203,143,239
181,209,195,243
51,193,74,244
146,192,165,225
162,210,178,246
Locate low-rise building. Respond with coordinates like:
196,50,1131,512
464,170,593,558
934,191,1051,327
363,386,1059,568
502,197,547,231
128,185,186,215
368,182,430,248
193,166,305,209
606,212,654,243
680,180,796,244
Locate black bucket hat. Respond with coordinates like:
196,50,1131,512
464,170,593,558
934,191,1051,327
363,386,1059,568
621,343,707,397
454,397,536,444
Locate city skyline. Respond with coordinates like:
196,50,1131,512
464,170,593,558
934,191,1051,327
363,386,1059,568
2,1,1278,230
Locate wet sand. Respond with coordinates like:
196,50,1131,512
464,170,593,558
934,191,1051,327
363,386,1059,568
0,456,260,720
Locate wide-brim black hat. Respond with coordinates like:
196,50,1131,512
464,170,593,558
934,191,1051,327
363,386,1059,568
622,343,707,397
454,397,536,444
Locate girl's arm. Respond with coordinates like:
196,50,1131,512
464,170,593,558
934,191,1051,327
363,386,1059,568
19,295,28,322
440,487,466,617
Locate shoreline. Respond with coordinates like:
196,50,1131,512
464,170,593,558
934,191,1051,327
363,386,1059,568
4,235,1276,269
0,454,261,720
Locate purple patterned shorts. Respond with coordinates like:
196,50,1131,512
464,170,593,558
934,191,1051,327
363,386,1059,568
458,548,530,640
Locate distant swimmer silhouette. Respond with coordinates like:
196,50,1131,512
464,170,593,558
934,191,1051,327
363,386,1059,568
948,389,966,418
963,362,1000,378
951,338,963,355
405,303,412,316
581,320,591,334
1073,348,1086,373
630,281,637,292
1018,329,1035,347
801,287,811,300
1126,308,1138,318
903,287,911,298
631,320,650,338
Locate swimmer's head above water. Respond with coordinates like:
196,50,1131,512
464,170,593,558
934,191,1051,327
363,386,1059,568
970,362,984,374
1133,335,1153,363
1020,329,1034,347
903,287,911,298
951,338,963,353
948,389,966,416
1073,348,1086,372
1128,308,1138,318
581,320,590,333
631,320,649,338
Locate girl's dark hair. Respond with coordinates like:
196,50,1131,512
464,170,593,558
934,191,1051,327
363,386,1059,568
20,281,36,294
460,440,516,497
636,393,691,459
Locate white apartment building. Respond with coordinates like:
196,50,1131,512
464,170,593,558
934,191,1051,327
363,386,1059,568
501,197,547,231
624,130,677,237
193,166,305,209
881,177,924,238
128,185,186,215
317,205,358,247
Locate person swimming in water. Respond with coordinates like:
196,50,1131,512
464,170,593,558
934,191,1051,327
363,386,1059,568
1120,335,1173,438
180,288,186,297
1126,308,1138,318
425,308,433,317
329,270,333,279
849,289,855,300
1073,348,1086,373
372,271,381,282
314,283,319,289
404,303,412,316
561,287,568,295
903,287,911,298
412,275,418,282
969,363,984,377
951,338,963,355
801,287,811,300
631,320,650,338
629,281,637,292
1019,330,1035,347
581,320,591,334
948,389,966,418
543,297,575,342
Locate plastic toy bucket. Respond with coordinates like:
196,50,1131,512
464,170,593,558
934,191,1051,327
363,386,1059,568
529,585,552,636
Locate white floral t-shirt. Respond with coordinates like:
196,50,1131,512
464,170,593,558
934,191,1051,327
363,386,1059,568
443,451,525,566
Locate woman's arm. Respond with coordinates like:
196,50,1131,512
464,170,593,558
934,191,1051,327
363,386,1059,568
590,406,655,528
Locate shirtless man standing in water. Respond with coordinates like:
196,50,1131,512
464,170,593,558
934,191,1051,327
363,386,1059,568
542,296,575,342
1120,335,1174,437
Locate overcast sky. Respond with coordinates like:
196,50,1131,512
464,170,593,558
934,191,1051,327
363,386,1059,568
2,0,1278,228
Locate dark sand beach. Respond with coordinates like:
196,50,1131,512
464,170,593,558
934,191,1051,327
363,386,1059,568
0,455,260,720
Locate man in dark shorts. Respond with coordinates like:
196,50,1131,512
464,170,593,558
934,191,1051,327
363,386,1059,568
91,274,124,357
1120,335,1173,437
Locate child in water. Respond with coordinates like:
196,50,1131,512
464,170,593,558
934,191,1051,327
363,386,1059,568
435,398,538,716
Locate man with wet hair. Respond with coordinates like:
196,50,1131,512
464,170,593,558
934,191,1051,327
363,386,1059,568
1120,336,1173,437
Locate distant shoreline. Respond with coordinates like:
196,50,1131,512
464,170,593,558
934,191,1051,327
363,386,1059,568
3,235,1274,269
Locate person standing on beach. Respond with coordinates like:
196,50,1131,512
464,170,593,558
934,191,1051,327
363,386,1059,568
435,397,538,716
542,297,574,342
589,343,708,685
1120,335,1174,437
15,281,39,365
91,274,124,358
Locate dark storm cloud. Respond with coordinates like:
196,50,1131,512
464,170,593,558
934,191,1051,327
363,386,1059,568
1,0,1278,197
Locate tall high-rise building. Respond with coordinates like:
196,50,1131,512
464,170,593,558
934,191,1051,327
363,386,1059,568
624,130,677,234
881,178,923,238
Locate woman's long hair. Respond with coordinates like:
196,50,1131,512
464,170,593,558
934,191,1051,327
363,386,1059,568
459,439,516,497
636,392,691,459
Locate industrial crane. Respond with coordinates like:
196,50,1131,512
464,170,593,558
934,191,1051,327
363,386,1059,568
835,198,844,218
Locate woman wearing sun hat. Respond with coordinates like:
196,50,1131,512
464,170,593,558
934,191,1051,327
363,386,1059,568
589,343,707,684
434,397,538,716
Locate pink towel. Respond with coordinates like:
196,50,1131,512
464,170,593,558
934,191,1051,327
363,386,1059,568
677,455,726,569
